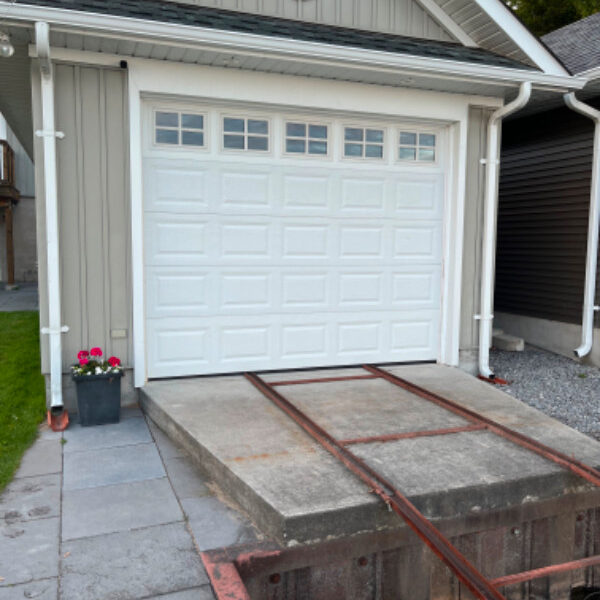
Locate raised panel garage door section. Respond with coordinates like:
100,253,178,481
143,103,445,378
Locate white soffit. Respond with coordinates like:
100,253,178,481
430,0,569,75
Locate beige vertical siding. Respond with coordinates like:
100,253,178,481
35,63,131,373
165,0,455,41
460,106,492,368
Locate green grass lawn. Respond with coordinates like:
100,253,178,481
0,311,46,491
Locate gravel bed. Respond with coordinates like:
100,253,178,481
490,345,600,441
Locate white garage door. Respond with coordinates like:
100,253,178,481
143,103,445,378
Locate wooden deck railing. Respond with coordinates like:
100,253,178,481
0,140,16,186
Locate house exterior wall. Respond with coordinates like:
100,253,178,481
35,62,132,376
459,105,492,373
495,101,600,360
34,54,497,392
163,0,455,41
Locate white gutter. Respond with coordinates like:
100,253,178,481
564,92,600,358
479,82,532,378
0,1,586,92
35,21,68,409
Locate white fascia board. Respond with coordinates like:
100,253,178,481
414,0,477,47
471,0,569,76
579,66,600,85
9,1,583,91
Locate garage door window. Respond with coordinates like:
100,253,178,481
285,122,328,156
344,127,384,159
223,117,269,152
398,131,436,162
154,111,205,147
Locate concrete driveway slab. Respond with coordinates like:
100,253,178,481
0,474,60,524
63,417,152,453
0,578,57,600
62,477,182,540
14,441,62,479
62,443,164,490
60,522,208,600
0,517,59,585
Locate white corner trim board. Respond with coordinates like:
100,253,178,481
35,21,68,408
479,81,532,379
563,93,600,359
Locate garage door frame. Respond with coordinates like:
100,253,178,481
127,59,479,387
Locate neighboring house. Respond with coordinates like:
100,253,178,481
495,12,600,367
0,112,36,284
0,0,582,409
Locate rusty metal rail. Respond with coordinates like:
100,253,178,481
201,365,600,600
245,371,506,600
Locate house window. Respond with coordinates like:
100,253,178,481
285,122,328,156
223,117,269,151
155,111,205,147
344,127,384,159
398,131,436,162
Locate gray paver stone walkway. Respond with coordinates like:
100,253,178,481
0,404,264,599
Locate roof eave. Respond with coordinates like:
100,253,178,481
3,1,585,93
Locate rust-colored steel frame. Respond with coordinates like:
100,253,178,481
238,365,600,600
245,371,506,600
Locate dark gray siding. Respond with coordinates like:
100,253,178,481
496,101,600,326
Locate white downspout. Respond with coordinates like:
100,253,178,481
564,92,600,358
35,22,68,409
479,82,532,378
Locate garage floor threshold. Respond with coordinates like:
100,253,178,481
140,363,600,548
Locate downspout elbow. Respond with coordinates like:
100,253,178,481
479,82,532,379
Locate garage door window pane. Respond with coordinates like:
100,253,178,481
224,134,245,149
309,125,327,139
182,131,204,146
344,127,384,159
366,144,383,158
345,128,363,142
285,121,328,157
154,110,205,148
399,130,436,163
248,136,268,151
286,139,306,153
224,118,245,133
248,119,268,135
156,128,179,144
308,140,327,155
181,114,204,129
287,123,306,137
345,143,362,157
156,112,179,128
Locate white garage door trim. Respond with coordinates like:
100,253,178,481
128,64,473,386
141,98,453,379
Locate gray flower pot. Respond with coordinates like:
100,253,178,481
72,371,123,426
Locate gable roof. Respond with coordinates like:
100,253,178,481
14,0,536,70
543,12,600,75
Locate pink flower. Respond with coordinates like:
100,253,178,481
90,347,102,357
108,356,121,367
77,350,89,360
79,357,89,366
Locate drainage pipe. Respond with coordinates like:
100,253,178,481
564,92,600,359
35,21,68,409
479,82,532,379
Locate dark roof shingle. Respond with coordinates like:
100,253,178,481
17,0,537,71
543,12,600,74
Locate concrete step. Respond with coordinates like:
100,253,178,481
493,332,525,352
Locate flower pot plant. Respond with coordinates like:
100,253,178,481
71,347,124,426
